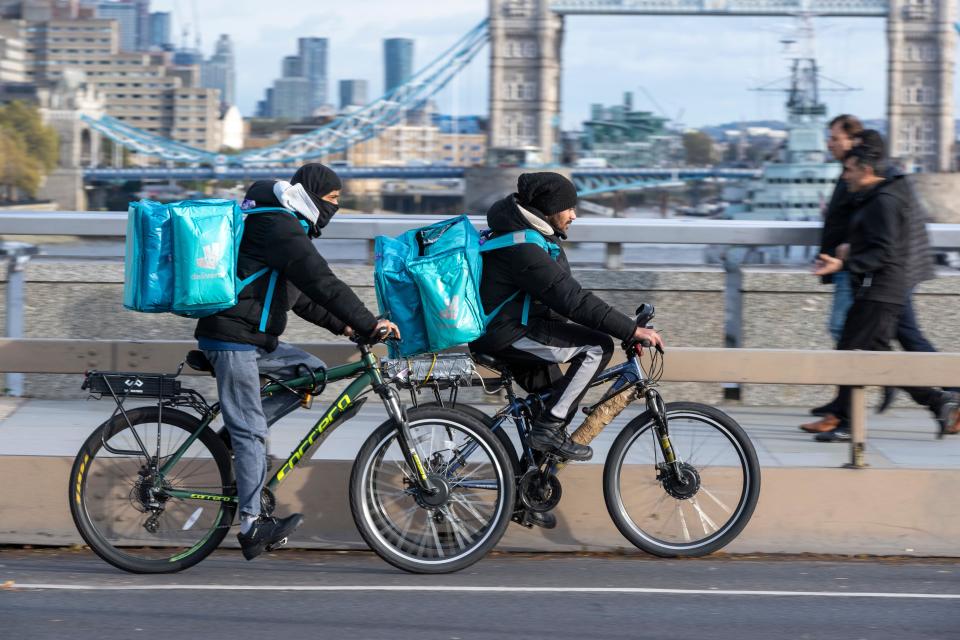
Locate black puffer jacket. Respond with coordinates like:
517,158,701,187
844,177,910,305
819,177,858,284
470,195,636,353
194,181,378,351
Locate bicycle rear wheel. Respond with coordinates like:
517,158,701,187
350,406,515,574
603,401,760,557
70,406,235,573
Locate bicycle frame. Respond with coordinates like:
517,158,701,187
153,347,432,504
445,351,661,478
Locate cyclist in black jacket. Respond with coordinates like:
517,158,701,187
471,172,663,472
196,163,398,560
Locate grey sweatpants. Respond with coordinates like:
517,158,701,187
204,342,325,517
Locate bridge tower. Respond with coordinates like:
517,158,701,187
887,0,956,172
488,0,563,165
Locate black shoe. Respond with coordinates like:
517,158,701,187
815,427,851,443
934,393,960,439
515,509,557,530
237,513,304,561
810,400,839,417
529,417,592,462
876,387,897,414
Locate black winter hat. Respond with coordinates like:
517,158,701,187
516,172,578,217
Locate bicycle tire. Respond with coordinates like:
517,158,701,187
418,401,522,476
603,401,760,557
70,406,235,573
350,406,515,574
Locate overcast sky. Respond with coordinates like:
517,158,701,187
151,0,937,128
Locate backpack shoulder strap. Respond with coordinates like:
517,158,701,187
479,229,560,328
479,229,559,259
244,206,310,232
239,206,307,332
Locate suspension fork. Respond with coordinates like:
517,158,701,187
644,386,683,478
375,381,441,496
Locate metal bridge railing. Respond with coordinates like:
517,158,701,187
3,211,960,249
2,338,958,468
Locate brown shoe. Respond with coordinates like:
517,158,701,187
800,414,840,433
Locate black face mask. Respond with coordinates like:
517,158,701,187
308,199,339,238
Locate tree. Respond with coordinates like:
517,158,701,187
0,128,44,200
683,131,715,166
0,101,59,200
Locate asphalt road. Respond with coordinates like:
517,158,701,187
1,549,958,639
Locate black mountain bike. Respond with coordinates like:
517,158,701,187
69,329,515,574
397,305,761,557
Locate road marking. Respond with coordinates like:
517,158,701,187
8,584,960,599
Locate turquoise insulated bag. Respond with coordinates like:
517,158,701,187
123,200,173,312
170,199,244,317
373,215,558,358
123,199,304,322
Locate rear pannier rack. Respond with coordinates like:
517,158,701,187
83,371,182,399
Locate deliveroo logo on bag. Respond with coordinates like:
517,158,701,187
193,242,226,280
196,242,224,270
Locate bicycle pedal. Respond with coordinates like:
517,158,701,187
512,513,535,529
264,537,288,552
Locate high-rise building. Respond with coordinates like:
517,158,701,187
338,79,367,109
202,33,235,107
0,21,27,83
281,54,301,78
95,0,137,51
272,76,311,120
133,0,148,50
25,18,223,151
148,11,170,49
384,37,413,93
5,0,82,20
298,37,327,110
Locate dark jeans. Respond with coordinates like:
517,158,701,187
480,319,614,423
835,300,945,427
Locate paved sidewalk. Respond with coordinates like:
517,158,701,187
1,398,958,469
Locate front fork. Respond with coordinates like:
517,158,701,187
376,382,441,496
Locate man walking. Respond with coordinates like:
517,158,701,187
812,139,960,441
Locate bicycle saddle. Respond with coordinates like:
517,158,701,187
472,352,508,373
186,350,215,376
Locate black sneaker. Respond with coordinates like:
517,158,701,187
935,393,960,439
529,417,592,462
876,387,897,414
815,427,851,443
515,509,557,530
237,513,304,561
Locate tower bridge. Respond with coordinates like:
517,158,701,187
492,0,955,172
47,0,955,210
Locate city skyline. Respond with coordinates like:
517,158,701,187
113,1,959,129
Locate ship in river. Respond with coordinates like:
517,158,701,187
724,29,843,222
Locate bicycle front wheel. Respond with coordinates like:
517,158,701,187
69,406,235,573
604,401,760,557
350,406,515,574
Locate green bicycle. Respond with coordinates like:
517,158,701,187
69,330,516,574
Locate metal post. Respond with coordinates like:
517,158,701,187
1,243,38,397
845,386,869,469
605,242,623,270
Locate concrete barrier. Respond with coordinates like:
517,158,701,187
2,456,957,556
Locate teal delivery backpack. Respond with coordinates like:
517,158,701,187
123,199,301,319
373,215,558,357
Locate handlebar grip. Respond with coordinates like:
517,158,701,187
639,339,652,348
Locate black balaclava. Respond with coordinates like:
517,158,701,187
291,163,343,234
